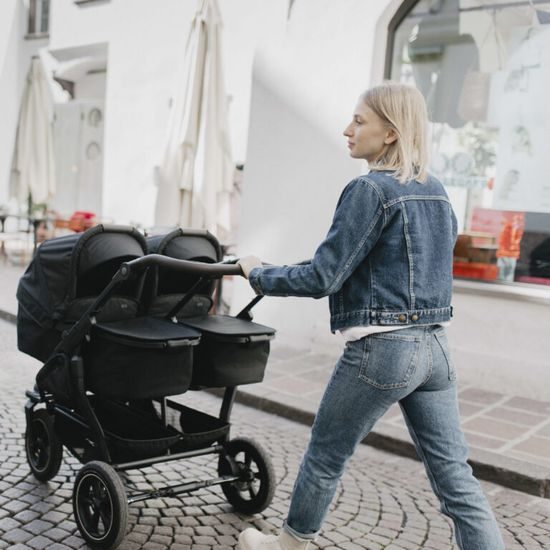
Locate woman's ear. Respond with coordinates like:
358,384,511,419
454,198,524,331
384,128,398,145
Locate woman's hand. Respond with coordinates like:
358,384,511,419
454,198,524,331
238,256,263,279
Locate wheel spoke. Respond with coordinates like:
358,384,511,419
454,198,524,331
248,485,257,499
99,506,111,531
245,454,253,469
81,496,94,508
91,478,103,499
30,424,50,468
35,447,44,464
91,508,101,531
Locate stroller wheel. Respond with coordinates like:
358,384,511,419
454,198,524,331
218,437,275,514
25,409,63,482
73,461,128,550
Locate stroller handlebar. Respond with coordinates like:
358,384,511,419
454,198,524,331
120,254,243,279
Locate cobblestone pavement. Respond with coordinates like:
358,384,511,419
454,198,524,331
1,319,550,549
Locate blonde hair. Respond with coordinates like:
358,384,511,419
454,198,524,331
361,82,429,184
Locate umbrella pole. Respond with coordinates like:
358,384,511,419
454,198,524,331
27,192,39,255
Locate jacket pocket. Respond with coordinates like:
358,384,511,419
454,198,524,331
359,332,421,389
434,330,456,381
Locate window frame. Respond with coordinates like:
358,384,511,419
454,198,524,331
26,0,50,39
74,0,111,5
384,0,418,78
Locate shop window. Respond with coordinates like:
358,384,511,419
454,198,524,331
388,0,550,288
27,0,50,37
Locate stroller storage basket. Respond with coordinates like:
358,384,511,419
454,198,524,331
56,398,183,463
83,317,201,399
180,315,275,388
166,399,230,452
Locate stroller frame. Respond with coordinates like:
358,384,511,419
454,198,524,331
24,254,275,549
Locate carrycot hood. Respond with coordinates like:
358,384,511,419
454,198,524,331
146,228,221,261
146,228,221,297
16,225,147,327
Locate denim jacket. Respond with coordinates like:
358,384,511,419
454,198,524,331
248,170,457,333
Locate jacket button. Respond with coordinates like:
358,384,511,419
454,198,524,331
411,314,419,322
398,314,406,322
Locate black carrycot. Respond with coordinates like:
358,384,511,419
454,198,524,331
147,228,276,388
82,316,200,399
181,314,275,387
145,228,221,319
17,225,147,362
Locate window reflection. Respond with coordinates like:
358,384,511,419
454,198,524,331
390,0,550,287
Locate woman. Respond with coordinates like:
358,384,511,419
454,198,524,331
237,82,505,550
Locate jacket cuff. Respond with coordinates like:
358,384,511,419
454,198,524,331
248,267,264,295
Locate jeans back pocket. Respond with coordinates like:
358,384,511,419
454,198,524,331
359,333,421,390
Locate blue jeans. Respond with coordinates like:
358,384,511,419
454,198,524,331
284,325,505,550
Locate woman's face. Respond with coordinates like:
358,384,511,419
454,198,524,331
343,101,396,162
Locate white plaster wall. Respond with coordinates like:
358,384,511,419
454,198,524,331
449,291,550,401
48,0,113,48
74,71,106,100
0,0,21,206
233,0,393,349
47,0,288,226
0,0,47,208
233,0,550,400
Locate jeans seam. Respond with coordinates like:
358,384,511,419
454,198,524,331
323,359,343,395
434,332,456,381
400,407,466,550
419,334,433,388
283,520,318,541
369,333,421,342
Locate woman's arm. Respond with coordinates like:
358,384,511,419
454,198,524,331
248,177,385,298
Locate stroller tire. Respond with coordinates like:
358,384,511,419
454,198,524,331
73,461,128,550
218,437,275,514
25,408,63,482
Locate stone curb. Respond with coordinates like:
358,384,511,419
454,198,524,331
207,388,550,499
2,307,548,500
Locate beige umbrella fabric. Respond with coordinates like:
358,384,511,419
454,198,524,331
155,0,233,238
10,56,57,207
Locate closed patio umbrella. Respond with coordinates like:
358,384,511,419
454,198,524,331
10,55,57,208
155,0,233,238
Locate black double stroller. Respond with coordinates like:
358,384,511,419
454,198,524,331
17,225,276,549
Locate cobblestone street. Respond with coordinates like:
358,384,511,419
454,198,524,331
1,319,550,549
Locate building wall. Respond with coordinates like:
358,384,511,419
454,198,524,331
0,0,47,209
232,0,397,346
450,292,550,401
46,0,288,226
2,0,548,398
74,71,106,100
233,0,550,400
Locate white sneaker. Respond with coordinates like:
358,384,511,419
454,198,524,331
239,528,312,550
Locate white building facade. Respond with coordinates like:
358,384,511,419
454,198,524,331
0,0,287,223
233,0,550,402
1,0,549,400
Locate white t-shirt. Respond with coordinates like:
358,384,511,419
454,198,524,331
340,322,451,342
